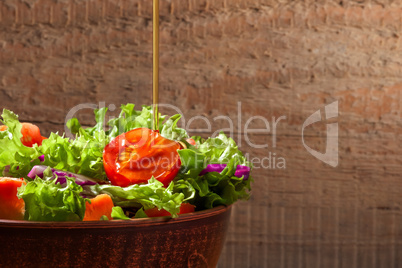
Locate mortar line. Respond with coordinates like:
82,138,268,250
85,0,89,23
317,181,322,268
391,206,396,268
372,208,377,268
353,181,358,268
264,163,269,268
298,201,303,268
15,2,19,24
335,185,340,268
280,206,285,268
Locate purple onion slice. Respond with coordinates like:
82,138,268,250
27,165,97,186
199,164,250,180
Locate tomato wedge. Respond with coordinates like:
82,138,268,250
103,128,181,187
20,123,44,147
0,177,26,220
0,123,45,147
83,194,114,221
186,138,196,146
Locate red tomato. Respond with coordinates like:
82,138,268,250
0,123,45,147
179,203,196,214
103,128,181,187
20,123,44,147
144,207,171,217
0,177,26,220
83,194,114,221
186,138,196,146
144,203,196,218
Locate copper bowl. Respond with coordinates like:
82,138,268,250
0,205,231,268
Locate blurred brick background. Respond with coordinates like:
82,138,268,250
1,0,401,267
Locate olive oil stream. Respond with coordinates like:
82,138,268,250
152,0,159,131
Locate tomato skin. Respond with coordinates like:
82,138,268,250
186,138,196,146
179,203,196,214
20,123,44,147
144,207,171,217
144,203,196,217
103,128,181,187
0,177,26,220
0,123,44,147
83,194,114,221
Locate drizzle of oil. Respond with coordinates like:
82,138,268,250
152,0,159,131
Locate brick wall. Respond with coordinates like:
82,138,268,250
1,1,401,267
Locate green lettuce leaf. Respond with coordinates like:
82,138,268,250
174,132,252,210
18,176,87,221
43,107,111,182
111,206,131,220
69,104,186,141
175,161,252,210
82,178,184,217
197,132,249,165
99,215,109,221
102,104,166,138
134,208,148,219
160,114,189,141
0,109,41,177
38,132,108,181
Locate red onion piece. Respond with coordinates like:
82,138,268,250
199,164,250,180
27,165,97,186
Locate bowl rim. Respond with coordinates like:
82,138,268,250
0,205,232,229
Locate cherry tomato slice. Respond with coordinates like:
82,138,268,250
0,177,26,220
186,138,196,146
0,123,45,147
20,123,44,147
103,128,181,187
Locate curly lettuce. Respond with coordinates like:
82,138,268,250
174,132,252,210
18,175,87,222
0,110,41,177
0,104,252,221
39,132,108,181
81,178,188,217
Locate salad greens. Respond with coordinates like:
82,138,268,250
0,110,41,178
175,137,251,210
81,178,187,216
111,206,131,220
0,104,252,220
18,174,87,222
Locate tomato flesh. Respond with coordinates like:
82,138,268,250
20,123,44,147
103,128,181,187
83,194,114,221
144,203,196,217
0,123,45,147
0,177,26,220
186,138,196,146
